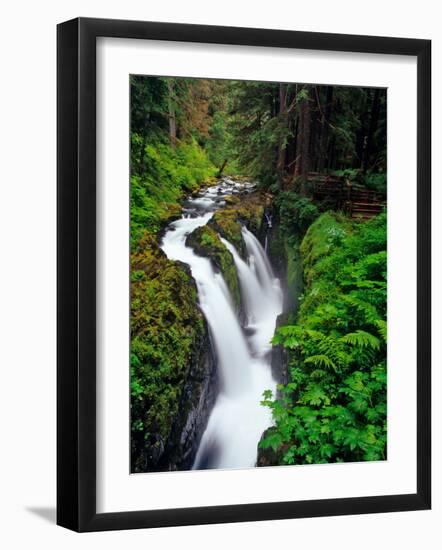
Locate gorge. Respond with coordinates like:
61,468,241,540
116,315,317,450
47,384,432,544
161,178,283,470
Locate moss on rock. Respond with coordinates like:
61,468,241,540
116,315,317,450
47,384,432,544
300,212,351,286
130,231,214,472
210,210,244,252
186,225,241,311
208,191,269,258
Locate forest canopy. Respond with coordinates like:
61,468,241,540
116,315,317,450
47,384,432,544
131,76,386,191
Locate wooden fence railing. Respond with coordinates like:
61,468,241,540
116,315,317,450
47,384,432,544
309,174,386,220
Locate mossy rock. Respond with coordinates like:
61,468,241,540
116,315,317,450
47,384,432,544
160,202,182,224
229,174,252,183
130,231,209,472
209,210,245,254
186,225,241,311
224,195,241,205
208,191,268,258
300,212,351,285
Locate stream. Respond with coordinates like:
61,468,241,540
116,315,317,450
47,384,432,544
161,178,282,470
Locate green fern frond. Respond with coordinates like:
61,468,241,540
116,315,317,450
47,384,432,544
341,330,380,350
304,354,337,371
342,294,381,324
272,325,303,348
375,319,387,343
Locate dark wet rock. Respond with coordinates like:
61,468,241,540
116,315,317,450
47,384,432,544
130,234,218,474
243,326,256,338
194,437,221,470
271,312,290,386
256,428,285,467
160,322,218,471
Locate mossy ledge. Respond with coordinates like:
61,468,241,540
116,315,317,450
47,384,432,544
186,225,241,311
185,190,273,314
208,191,270,258
130,232,216,472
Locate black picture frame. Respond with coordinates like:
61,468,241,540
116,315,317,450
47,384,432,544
57,17,431,532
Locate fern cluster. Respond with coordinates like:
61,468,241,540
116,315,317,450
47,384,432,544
260,212,387,465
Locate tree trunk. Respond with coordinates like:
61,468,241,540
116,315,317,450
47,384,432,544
277,83,288,183
139,115,151,175
318,86,333,172
168,80,177,148
362,88,381,172
295,87,312,193
354,90,367,168
217,159,228,177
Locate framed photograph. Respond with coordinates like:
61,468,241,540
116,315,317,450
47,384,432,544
57,17,431,532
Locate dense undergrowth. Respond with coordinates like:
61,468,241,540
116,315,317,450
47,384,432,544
260,208,387,465
131,232,208,471
130,138,217,471
130,138,216,243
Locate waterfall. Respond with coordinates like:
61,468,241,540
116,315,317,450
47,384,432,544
220,236,282,358
161,214,251,397
219,238,262,322
242,226,276,292
161,179,282,470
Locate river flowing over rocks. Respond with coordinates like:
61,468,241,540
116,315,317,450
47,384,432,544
161,178,283,469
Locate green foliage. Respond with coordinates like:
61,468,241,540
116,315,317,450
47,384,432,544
130,233,207,471
128,74,388,472
261,212,387,465
228,82,386,188
331,168,387,195
340,330,380,351
277,191,320,238
205,108,240,175
130,75,168,140
364,172,387,194
228,81,284,185
130,76,219,471
331,168,361,180
131,139,216,243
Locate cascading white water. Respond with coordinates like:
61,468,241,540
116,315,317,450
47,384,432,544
221,233,282,358
242,226,276,292
161,179,282,470
161,213,251,397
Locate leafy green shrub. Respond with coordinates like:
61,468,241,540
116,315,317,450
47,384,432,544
260,212,387,465
276,192,320,239
364,172,387,194
329,168,386,196
331,168,361,181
